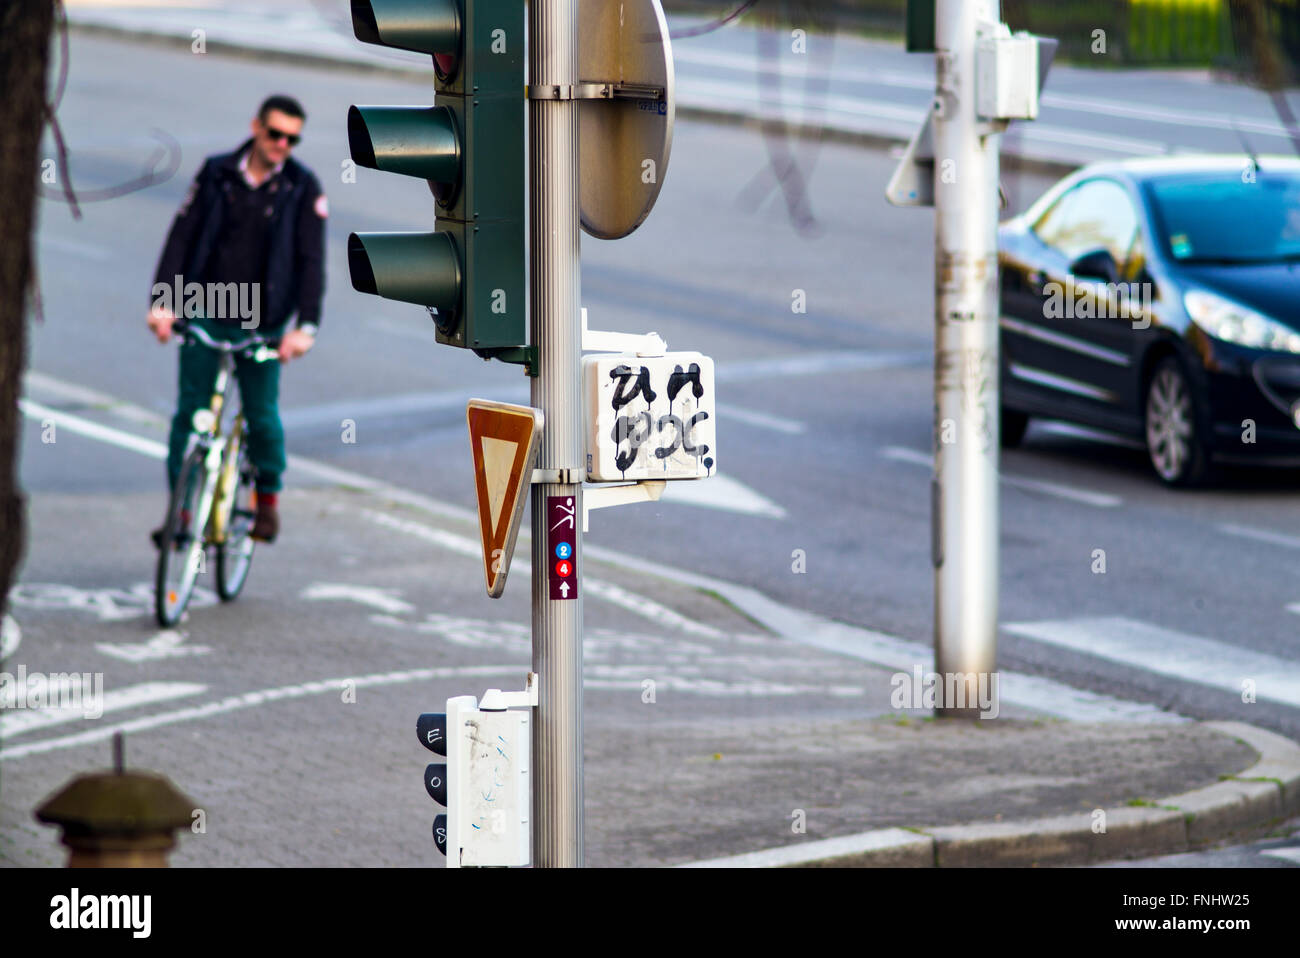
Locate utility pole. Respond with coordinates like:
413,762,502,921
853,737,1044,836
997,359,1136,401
529,0,584,866
891,4,1048,717
932,0,1000,717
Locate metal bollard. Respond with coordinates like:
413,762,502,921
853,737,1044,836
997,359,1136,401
35,733,196,868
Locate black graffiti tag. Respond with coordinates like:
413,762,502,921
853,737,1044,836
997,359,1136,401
612,411,653,473
666,363,704,403
609,364,656,410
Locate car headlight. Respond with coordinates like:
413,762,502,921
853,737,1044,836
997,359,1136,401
1184,289,1300,354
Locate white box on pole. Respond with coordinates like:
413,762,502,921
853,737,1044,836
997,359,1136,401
976,30,1040,121
583,352,717,481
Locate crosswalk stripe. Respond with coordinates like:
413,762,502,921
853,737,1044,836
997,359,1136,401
1004,616,1300,709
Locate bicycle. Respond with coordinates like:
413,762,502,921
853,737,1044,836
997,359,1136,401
154,321,278,627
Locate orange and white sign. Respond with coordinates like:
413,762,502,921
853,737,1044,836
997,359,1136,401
467,399,543,598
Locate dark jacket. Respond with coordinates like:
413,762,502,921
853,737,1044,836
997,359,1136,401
152,139,325,332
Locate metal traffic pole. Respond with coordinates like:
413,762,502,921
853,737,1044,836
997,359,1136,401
932,0,1001,716
528,0,584,866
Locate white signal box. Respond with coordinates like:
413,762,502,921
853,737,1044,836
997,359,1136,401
976,27,1040,121
584,352,717,481
445,693,531,869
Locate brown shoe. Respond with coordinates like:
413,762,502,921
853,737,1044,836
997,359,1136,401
250,498,279,543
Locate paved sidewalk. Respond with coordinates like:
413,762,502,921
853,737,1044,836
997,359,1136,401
4,481,1297,867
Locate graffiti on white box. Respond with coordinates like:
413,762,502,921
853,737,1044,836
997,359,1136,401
584,352,717,481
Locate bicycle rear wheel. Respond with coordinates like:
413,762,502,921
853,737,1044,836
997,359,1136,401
216,444,256,601
155,447,209,626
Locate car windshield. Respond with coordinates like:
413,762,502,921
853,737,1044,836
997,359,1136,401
1146,170,1300,264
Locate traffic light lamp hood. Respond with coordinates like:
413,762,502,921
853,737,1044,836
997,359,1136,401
347,105,462,208
351,0,460,70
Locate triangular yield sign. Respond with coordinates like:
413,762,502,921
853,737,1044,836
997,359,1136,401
467,400,543,597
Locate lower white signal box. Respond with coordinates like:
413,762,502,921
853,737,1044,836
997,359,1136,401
445,693,531,868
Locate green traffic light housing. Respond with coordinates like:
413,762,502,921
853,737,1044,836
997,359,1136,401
346,0,525,352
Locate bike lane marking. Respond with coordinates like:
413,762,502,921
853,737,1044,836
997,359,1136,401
1,681,206,738
0,665,525,762
18,399,167,459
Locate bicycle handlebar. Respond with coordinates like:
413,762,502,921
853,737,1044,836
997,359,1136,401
173,320,278,360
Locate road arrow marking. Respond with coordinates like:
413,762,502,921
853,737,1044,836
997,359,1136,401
96,630,212,663
300,583,415,615
659,472,786,519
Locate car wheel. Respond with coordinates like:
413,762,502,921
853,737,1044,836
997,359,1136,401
1001,406,1029,448
1144,356,1212,487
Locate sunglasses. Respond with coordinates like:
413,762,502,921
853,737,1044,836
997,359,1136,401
264,126,301,146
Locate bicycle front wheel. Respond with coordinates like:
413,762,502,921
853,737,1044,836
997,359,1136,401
155,447,210,626
216,444,256,601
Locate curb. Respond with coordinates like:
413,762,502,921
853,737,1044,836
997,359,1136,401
65,18,1081,180
679,720,1300,867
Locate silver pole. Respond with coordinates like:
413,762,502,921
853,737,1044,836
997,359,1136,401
932,0,1000,717
529,0,584,865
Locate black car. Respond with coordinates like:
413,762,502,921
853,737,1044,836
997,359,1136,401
998,155,1300,485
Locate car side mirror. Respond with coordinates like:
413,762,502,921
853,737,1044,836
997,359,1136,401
1069,249,1119,284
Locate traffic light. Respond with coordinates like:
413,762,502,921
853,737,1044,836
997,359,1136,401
416,708,451,857
417,692,530,868
347,0,525,352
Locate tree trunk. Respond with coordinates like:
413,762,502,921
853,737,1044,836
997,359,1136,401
0,0,56,620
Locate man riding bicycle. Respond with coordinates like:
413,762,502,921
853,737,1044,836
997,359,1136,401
148,94,326,544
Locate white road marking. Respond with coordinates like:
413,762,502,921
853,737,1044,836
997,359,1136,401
659,473,786,519
882,446,1123,508
674,47,1298,140
1004,616,1300,709
96,629,211,663
1260,846,1300,865
357,508,728,636
716,349,929,382
300,583,416,615
18,370,1184,726
18,399,166,459
0,614,19,661
680,79,1169,157
1002,474,1122,509
0,666,525,762
1220,523,1300,551
882,446,932,467
583,581,724,639
24,371,787,516
716,403,805,434
0,681,205,737
22,370,164,427
9,582,217,621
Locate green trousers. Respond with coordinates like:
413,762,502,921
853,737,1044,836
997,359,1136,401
166,319,285,494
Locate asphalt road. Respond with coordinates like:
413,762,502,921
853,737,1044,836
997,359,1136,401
8,32,1300,863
